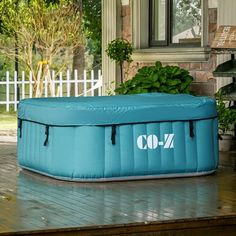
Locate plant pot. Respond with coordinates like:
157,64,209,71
219,134,234,152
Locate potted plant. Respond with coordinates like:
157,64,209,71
216,92,236,151
115,61,193,95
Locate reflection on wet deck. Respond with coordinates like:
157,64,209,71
0,143,236,235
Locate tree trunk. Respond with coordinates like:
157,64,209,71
72,45,85,96
70,0,85,96
120,62,123,84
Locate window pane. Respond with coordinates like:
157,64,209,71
151,0,167,43
172,0,201,44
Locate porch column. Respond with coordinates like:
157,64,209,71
102,0,121,95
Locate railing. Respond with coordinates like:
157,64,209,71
0,69,102,112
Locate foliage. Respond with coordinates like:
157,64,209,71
106,38,133,84
106,38,133,65
82,0,101,59
0,56,14,80
115,61,193,95
0,0,84,96
216,92,236,135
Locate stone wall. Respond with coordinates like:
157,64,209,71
121,5,131,41
121,4,218,97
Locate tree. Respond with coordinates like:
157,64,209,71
82,0,101,63
106,39,133,84
0,0,84,96
72,0,101,95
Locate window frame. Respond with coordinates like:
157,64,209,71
149,0,169,46
149,0,202,47
132,0,209,63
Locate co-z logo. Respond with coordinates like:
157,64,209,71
137,134,174,150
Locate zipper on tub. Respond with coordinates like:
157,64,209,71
17,116,217,146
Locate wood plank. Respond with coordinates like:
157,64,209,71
1,216,236,236
0,143,236,235
211,25,236,49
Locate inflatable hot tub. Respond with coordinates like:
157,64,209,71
17,93,218,181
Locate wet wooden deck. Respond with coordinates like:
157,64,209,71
0,142,236,235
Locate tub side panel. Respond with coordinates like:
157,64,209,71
72,126,105,179
18,122,53,173
49,127,76,177
104,126,121,177
146,123,161,173
213,118,219,168
159,122,175,173
133,124,149,174
119,125,135,176
195,119,218,172
184,122,198,172
46,126,105,178
17,118,218,181
172,122,188,173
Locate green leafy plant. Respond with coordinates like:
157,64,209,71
216,92,236,135
105,38,133,83
115,61,193,95
82,0,101,59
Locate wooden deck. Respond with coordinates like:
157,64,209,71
0,142,236,235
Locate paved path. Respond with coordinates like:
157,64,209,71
0,136,17,143
0,129,17,143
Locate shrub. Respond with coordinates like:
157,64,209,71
216,92,236,135
115,61,193,95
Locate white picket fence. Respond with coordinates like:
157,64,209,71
0,69,102,112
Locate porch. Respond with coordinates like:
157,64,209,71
0,141,235,236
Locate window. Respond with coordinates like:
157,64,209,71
150,0,202,46
132,0,209,62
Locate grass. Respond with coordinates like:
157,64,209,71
0,105,17,130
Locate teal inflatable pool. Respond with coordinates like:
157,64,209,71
17,93,219,181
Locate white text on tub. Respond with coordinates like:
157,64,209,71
137,134,174,150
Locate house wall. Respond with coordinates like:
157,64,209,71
121,0,218,96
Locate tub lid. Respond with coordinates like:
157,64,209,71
18,93,217,126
